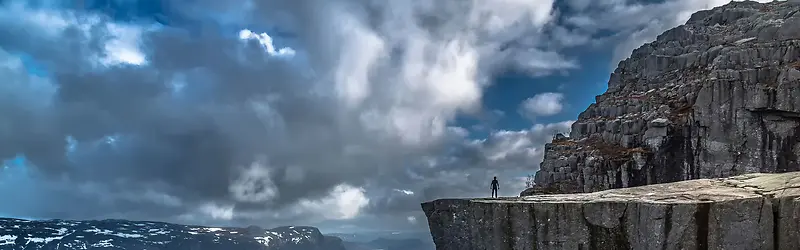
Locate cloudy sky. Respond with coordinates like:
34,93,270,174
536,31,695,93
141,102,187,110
0,0,773,233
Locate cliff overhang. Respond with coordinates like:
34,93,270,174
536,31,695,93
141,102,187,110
422,171,800,250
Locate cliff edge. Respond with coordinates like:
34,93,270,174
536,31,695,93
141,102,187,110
423,171,800,250
529,0,800,195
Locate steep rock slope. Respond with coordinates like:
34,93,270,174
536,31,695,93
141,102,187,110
0,218,345,250
531,0,800,195
423,171,800,250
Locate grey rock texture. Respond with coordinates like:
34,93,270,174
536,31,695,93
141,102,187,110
423,171,800,250
530,0,800,195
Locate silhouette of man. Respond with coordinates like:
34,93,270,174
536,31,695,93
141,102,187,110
490,176,499,198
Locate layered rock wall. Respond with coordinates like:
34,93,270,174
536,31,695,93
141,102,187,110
531,0,800,194
424,172,800,250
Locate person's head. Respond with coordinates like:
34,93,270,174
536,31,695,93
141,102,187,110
493,176,497,180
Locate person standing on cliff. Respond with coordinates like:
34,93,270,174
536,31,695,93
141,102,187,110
490,176,499,198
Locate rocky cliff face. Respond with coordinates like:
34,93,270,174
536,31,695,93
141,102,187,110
530,0,800,195
423,171,800,250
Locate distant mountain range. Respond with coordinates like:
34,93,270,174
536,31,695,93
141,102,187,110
0,217,345,250
0,217,435,250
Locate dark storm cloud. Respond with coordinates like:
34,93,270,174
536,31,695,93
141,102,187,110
0,1,366,219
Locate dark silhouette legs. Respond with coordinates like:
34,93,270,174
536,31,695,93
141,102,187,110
491,188,498,198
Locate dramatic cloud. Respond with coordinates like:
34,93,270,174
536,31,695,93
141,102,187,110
559,0,778,65
0,0,575,229
520,92,565,119
0,0,775,232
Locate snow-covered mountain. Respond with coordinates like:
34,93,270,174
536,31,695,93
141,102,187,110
0,217,346,250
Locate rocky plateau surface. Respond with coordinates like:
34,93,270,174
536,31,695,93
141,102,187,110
423,171,800,250
528,0,800,195
0,218,345,250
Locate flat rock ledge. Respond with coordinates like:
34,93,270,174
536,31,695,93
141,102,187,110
422,171,800,250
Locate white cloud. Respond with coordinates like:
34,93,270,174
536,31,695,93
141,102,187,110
251,0,572,148
296,184,370,220
0,4,148,67
238,29,296,57
393,189,415,195
200,203,235,221
529,121,576,145
406,216,417,224
482,130,538,162
520,92,565,118
479,120,574,164
229,159,279,203
101,23,147,66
